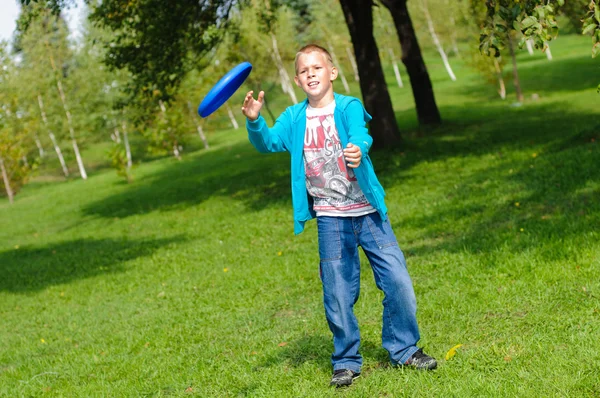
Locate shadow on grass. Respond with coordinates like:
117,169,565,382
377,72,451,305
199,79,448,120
0,237,180,293
82,142,291,219
255,335,391,374
255,335,332,372
376,102,600,258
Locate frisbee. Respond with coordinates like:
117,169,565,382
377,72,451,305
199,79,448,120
198,62,253,118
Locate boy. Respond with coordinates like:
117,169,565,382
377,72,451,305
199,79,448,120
241,44,436,387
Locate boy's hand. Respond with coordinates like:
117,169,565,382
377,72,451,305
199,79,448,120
241,90,264,121
343,143,362,169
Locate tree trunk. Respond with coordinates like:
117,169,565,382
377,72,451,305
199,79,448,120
271,34,298,104
507,34,524,103
37,94,69,177
187,101,210,149
56,80,88,179
339,0,402,148
544,42,553,60
158,100,182,160
121,121,133,170
493,58,506,100
387,48,404,88
526,38,535,55
379,0,441,125
421,0,456,81
0,156,14,204
225,103,240,129
45,42,87,179
34,134,45,158
345,46,360,82
327,41,351,93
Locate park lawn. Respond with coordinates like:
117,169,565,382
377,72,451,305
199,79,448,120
1,34,599,396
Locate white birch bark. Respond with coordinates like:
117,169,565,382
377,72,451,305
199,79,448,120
544,42,553,60
327,42,350,93
0,156,14,204
55,79,87,179
387,48,404,88
34,134,44,157
37,94,69,177
271,34,298,104
422,0,457,81
225,103,240,129
494,58,506,100
345,47,360,82
186,101,209,149
121,121,132,169
159,100,181,160
526,39,534,55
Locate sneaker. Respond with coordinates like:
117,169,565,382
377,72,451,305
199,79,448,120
330,369,360,387
403,349,437,370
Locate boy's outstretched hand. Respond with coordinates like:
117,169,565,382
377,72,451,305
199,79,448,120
343,143,362,169
241,90,264,121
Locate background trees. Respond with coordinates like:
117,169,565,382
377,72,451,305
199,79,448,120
2,0,597,201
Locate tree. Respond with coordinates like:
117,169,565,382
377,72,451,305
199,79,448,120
339,0,402,148
378,0,442,125
0,44,33,202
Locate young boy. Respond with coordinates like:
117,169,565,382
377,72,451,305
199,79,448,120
241,44,436,387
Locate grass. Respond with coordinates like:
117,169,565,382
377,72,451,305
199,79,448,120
1,34,599,396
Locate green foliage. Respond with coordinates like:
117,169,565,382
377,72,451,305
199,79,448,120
106,142,132,183
88,0,236,114
479,0,560,55
582,0,600,57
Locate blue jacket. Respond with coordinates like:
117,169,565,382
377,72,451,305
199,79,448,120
246,93,388,234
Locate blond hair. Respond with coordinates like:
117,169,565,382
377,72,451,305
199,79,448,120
294,44,334,74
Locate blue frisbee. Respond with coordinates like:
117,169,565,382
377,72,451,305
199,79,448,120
198,62,253,118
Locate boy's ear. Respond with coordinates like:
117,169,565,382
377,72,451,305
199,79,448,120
331,67,338,81
294,75,301,88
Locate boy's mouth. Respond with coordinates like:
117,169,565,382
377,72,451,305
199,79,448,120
308,81,319,87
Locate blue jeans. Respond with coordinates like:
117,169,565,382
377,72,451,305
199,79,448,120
317,212,420,373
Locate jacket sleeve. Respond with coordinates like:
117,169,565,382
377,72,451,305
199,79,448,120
344,99,373,156
246,111,291,153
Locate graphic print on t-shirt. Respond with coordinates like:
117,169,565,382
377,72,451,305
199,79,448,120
303,102,372,214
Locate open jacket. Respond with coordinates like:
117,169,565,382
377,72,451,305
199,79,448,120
246,93,388,234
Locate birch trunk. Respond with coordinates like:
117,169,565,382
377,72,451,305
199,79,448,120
45,42,87,179
186,101,209,149
0,156,14,204
159,100,181,160
494,58,506,100
270,34,298,104
327,42,350,93
345,46,360,81
34,134,44,157
55,79,87,179
422,0,456,81
526,39,534,55
544,42,553,60
225,103,240,129
387,48,404,88
507,34,524,103
37,94,69,177
121,121,132,169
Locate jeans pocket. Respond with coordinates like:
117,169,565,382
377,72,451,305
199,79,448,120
317,217,342,261
366,213,398,249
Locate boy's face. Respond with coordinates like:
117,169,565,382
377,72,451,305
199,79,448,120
294,51,338,106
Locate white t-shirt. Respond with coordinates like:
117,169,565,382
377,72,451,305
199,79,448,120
303,101,375,217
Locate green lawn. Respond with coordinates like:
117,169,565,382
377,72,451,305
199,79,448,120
1,34,599,397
